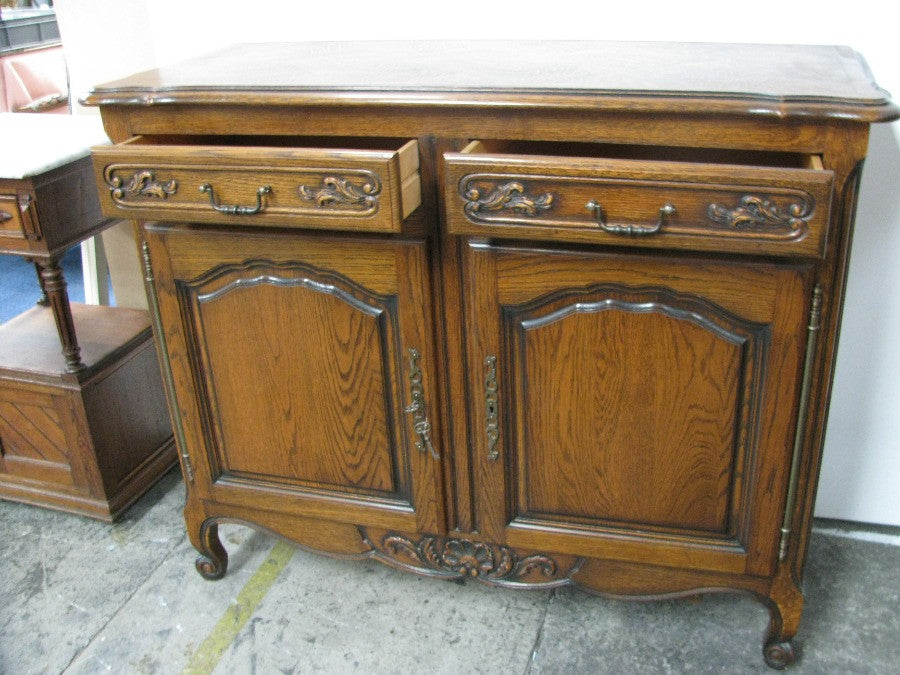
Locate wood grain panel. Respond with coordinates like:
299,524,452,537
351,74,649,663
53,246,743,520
443,149,833,257
511,286,761,533
495,249,782,323
184,261,400,496
465,242,810,575
107,105,848,158
0,399,69,466
93,138,419,231
157,224,401,293
83,42,898,122
143,224,444,533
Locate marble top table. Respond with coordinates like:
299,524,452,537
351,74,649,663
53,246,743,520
0,113,109,179
0,113,111,372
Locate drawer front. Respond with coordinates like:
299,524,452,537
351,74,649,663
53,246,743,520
0,193,39,249
444,151,834,257
93,139,420,232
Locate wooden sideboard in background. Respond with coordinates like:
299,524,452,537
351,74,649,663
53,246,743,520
0,113,175,520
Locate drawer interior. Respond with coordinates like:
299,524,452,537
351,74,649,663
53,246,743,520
122,134,420,176
459,139,823,171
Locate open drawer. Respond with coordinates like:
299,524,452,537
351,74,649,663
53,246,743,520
93,136,421,232
443,140,834,258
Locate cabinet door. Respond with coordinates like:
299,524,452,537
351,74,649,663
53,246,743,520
464,242,811,576
144,224,444,534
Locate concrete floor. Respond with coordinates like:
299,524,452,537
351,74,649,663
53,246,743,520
1,468,898,674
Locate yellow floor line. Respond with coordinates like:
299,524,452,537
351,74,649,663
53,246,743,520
182,540,295,675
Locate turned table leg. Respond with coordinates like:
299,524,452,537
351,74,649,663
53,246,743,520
33,261,50,306
37,257,85,373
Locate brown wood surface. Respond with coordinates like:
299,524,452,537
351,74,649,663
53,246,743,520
0,304,151,377
0,193,29,243
93,137,419,232
0,148,175,520
0,327,176,521
83,340,177,498
144,222,444,534
464,243,810,576
1,156,115,373
0,157,110,258
0,385,74,487
37,260,85,372
787,124,870,596
444,144,834,257
519,307,741,532
83,42,899,122
84,40,896,666
197,275,397,494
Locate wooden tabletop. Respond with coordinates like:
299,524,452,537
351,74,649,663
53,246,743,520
0,304,150,377
83,41,898,122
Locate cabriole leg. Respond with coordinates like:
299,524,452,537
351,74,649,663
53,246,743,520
192,519,228,580
764,637,796,671
762,568,803,669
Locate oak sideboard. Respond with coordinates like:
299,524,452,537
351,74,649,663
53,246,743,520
85,41,898,667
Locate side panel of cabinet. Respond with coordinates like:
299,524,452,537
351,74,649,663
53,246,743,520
463,242,811,576
144,224,444,533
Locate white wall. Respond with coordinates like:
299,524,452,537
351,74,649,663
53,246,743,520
55,0,156,113
55,0,900,525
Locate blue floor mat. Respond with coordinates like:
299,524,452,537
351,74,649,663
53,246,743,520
0,247,85,324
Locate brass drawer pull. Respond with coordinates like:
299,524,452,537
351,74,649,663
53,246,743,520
199,183,272,215
485,355,500,461
586,200,676,236
404,347,439,459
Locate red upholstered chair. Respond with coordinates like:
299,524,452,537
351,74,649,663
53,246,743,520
0,44,69,113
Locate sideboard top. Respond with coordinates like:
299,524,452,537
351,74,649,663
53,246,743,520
84,41,898,122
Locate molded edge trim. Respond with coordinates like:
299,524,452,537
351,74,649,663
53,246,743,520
80,88,900,124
